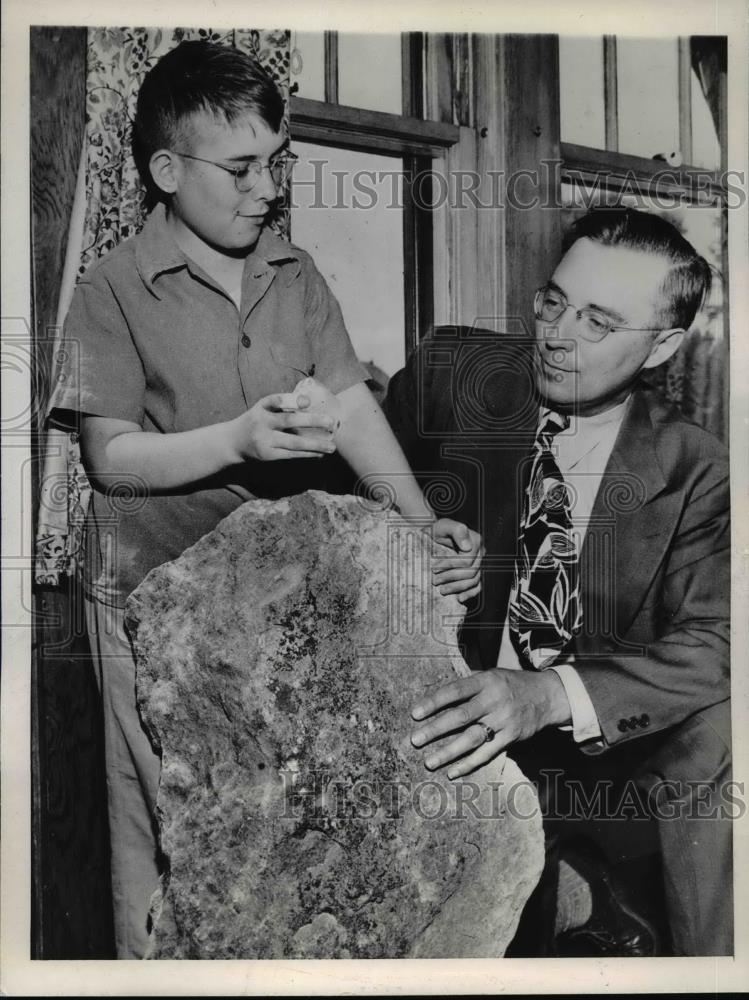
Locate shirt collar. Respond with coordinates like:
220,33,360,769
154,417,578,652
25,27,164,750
245,226,302,286
135,203,300,294
540,397,630,435
541,397,630,469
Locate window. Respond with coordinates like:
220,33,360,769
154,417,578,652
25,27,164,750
558,35,729,440
290,142,407,375
287,32,460,377
559,36,724,169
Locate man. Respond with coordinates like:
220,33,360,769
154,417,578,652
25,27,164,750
383,208,731,956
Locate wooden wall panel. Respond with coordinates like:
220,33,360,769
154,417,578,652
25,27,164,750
471,34,505,327
431,35,562,335
30,26,115,959
500,34,562,334
31,27,87,411
459,34,563,333
432,126,479,328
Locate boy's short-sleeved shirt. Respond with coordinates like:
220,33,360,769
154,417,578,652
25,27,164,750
50,203,368,607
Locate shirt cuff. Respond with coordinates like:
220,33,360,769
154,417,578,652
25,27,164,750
550,662,602,744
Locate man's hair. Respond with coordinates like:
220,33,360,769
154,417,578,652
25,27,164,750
562,207,712,330
132,40,285,200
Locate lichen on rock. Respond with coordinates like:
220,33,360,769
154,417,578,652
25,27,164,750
125,491,543,959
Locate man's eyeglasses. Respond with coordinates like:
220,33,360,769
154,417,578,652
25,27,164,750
173,150,298,193
533,285,663,343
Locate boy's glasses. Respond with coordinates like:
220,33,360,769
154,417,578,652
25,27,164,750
533,285,663,343
173,150,298,193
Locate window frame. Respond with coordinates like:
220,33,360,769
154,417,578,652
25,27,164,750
558,35,730,440
288,33,460,359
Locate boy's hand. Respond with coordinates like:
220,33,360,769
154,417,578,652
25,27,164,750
227,393,338,462
429,519,484,603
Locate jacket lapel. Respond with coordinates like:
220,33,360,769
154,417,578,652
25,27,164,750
578,390,681,647
445,341,537,670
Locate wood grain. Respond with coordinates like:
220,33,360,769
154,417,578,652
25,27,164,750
401,32,424,120
402,153,434,353
30,26,115,959
471,33,505,326
290,96,459,157
323,31,338,106
560,141,725,198
500,34,563,335
31,27,86,418
603,36,619,153
424,33,473,127
430,35,562,335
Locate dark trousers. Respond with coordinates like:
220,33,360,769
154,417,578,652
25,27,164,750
505,700,733,957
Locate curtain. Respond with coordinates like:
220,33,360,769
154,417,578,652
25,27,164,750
35,27,291,586
81,27,291,270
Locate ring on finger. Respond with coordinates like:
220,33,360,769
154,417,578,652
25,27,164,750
476,722,496,744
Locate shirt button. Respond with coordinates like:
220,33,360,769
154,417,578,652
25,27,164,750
241,335,251,348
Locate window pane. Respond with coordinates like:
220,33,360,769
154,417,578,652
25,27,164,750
338,33,402,114
289,31,325,102
617,39,680,160
691,68,721,170
560,182,723,304
559,37,605,148
290,141,406,377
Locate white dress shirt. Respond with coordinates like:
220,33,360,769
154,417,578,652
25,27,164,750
496,398,630,743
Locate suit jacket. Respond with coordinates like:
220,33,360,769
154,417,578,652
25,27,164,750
383,326,730,753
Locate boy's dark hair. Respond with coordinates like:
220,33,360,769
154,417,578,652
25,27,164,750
562,207,712,330
132,40,285,201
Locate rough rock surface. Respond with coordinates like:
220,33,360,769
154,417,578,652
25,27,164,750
126,491,543,959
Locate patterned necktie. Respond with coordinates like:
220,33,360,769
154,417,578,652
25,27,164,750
509,409,583,669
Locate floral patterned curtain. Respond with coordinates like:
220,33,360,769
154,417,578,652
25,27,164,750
35,27,290,585
81,27,291,270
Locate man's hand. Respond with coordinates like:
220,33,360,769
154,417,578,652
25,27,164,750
227,393,338,462
410,668,572,778
429,519,484,603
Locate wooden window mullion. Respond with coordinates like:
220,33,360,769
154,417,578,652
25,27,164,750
402,154,434,351
401,32,424,119
603,35,619,153
289,97,459,156
324,31,338,105
678,37,694,166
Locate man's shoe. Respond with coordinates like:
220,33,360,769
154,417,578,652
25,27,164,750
555,842,658,957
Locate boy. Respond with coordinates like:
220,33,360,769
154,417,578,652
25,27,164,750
49,40,482,958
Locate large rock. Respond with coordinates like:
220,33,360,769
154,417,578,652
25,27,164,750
126,491,543,959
